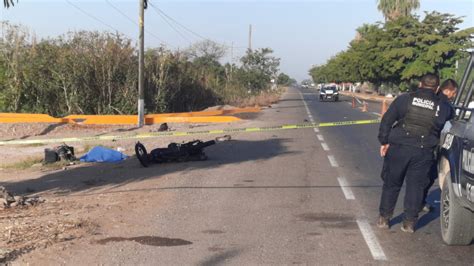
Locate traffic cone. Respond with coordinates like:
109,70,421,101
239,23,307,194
381,100,388,116
352,97,356,108
362,101,368,112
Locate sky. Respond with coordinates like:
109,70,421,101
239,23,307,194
0,0,473,81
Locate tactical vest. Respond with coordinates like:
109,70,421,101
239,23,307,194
402,90,440,138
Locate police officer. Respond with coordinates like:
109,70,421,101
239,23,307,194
377,73,452,233
421,79,457,212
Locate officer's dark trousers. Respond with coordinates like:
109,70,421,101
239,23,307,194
379,144,434,221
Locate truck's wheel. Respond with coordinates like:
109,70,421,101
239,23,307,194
441,174,474,245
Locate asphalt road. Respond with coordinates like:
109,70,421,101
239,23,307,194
33,86,472,265
300,86,474,265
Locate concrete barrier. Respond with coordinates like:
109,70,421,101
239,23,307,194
0,109,253,125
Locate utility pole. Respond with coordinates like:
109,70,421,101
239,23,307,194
248,24,252,51
138,0,145,127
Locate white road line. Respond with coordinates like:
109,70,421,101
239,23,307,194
300,90,388,262
337,177,355,200
299,90,319,129
299,91,318,125
321,142,330,151
356,219,387,261
371,112,381,116
327,155,339,167
316,134,324,141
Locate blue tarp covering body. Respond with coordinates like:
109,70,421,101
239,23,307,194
80,146,127,163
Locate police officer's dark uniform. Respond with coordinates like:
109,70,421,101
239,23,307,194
377,75,452,232
421,84,456,211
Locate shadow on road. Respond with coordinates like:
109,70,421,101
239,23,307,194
389,188,441,230
199,248,242,266
75,184,382,197
1,138,297,196
417,188,441,229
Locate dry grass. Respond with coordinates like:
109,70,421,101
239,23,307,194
18,143,45,147
1,157,44,170
232,87,286,107
1,157,75,171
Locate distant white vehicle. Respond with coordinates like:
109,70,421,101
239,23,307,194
319,86,339,102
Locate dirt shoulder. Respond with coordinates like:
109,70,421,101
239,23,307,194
0,99,291,263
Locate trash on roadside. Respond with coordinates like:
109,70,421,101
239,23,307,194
149,123,170,133
116,147,126,153
215,135,231,142
135,139,216,167
80,146,127,163
158,123,169,132
44,144,76,164
0,186,44,209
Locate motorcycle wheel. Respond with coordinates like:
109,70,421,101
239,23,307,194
135,142,150,167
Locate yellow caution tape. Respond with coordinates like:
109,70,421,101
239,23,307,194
0,119,380,146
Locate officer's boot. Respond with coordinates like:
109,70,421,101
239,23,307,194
376,215,390,229
401,219,416,233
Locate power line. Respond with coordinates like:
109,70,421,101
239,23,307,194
151,6,193,43
105,0,136,27
66,0,123,34
149,1,207,41
104,0,171,47
148,1,243,50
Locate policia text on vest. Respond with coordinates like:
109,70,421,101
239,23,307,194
376,74,453,233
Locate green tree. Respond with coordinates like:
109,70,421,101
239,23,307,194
277,73,291,85
310,12,473,92
377,0,420,21
239,48,280,92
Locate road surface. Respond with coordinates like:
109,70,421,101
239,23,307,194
20,86,473,265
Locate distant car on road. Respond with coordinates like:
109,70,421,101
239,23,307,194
438,51,474,245
319,86,339,102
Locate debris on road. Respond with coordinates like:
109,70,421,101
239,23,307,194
135,139,216,167
149,123,170,133
0,194,98,263
158,123,169,132
215,135,232,142
44,144,76,164
0,186,44,209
